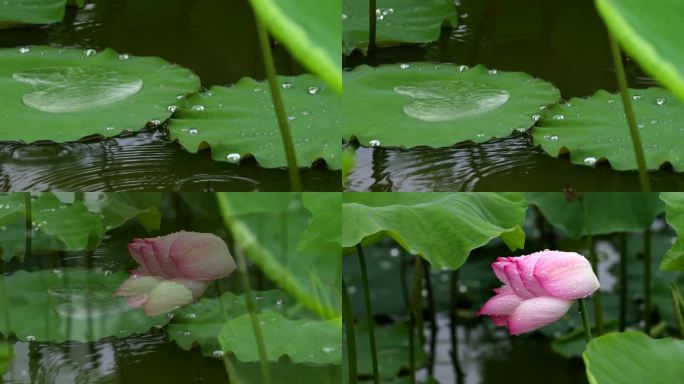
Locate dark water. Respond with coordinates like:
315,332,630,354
0,0,340,191
344,0,684,191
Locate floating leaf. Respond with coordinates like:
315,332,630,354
344,64,560,148
342,0,458,55
168,290,299,357
168,75,340,169
596,0,684,102
220,311,341,364
0,0,67,28
249,0,341,92
230,356,341,384
527,192,664,238
0,46,200,143
533,88,684,170
660,192,684,271
584,332,684,384
342,193,527,269
0,269,169,342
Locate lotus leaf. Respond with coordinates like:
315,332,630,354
0,269,169,342
343,0,458,55
342,193,527,269
168,74,340,169
0,46,200,143
0,341,10,375
219,311,342,365
533,88,684,170
584,332,684,384
659,192,684,271
168,290,301,358
0,0,67,28
344,64,560,148
596,0,684,103
249,0,341,92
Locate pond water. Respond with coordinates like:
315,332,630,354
0,0,340,192
344,0,684,191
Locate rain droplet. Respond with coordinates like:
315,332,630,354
186,313,197,319
457,65,469,72
584,157,597,166
399,63,411,70
369,139,381,147
25,336,36,342
342,14,348,21
19,47,30,54
287,115,296,121
118,53,130,60
105,126,115,131
488,69,498,75
632,94,642,101
656,98,667,106
281,81,293,89
212,350,225,358
531,114,541,122
84,49,97,57
276,298,284,306
552,114,565,120
307,86,320,95
183,331,192,337
188,128,199,135
549,135,559,141
150,119,161,126
253,87,264,93
192,105,205,111
167,105,178,113
226,153,241,163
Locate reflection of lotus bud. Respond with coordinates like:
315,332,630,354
477,250,600,335
114,231,236,316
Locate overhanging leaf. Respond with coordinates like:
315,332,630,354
344,64,560,148
343,0,458,55
220,311,341,364
82,192,161,232
342,193,527,269
660,192,684,271
0,268,169,342
583,332,684,384
533,88,684,170
0,46,200,143
168,75,340,169
595,0,684,103
249,0,341,92
527,192,664,238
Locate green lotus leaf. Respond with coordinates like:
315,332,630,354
342,0,458,55
0,341,10,376
584,332,684,384
249,0,341,92
526,192,664,238
342,192,527,269
659,192,684,271
344,63,560,148
0,268,169,342
168,290,302,358
596,0,684,103
230,356,341,384
82,192,161,232
299,192,342,252
0,0,67,29
533,88,684,171
0,46,200,143
219,311,341,365
168,74,340,169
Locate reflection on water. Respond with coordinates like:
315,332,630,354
0,128,338,191
346,135,684,191
0,0,339,192
344,0,684,191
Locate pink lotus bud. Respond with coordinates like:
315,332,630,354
114,231,236,316
477,250,599,335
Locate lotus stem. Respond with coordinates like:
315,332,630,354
449,269,464,383
578,298,593,342
356,244,379,384
582,198,604,335
423,260,437,377
235,246,271,384
608,33,650,192
342,278,358,384
644,228,652,334
368,0,377,52
254,17,301,192
401,253,415,384
619,233,627,332
24,193,31,261
669,283,684,338
411,258,425,346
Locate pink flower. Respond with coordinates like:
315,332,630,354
477,250,600,335
114,231,236,316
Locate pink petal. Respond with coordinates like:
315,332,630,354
477,285,523,316
492,258,511,285
113,276,162,298
514,253,547,296
534,251,600,299
143,280,195,316
507,296,573,335
490,315,508,326
149,232,186,278
140,242,168,277
169,232,236,280
128,239,147,266
130,266,151,277
126,295,148,308
169,278,211,299
504,263,534,299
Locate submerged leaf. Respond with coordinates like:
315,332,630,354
169,74,340,169
342,193,527,269
344,63,560,148
0,46,200,143
249,0,341,92
533,88,684,171
343,0,458,55
219,311,341,364
596,0,684,103
0,269,169,342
